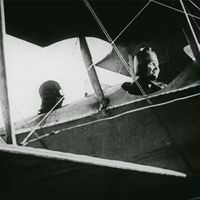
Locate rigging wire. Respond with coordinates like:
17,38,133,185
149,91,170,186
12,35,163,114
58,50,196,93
20,96,65,146
83,0,151,104
188,0,200,31
23,90,200,146
83,0,112,43
19,0,196,172
0,136,5,143
86,63,95,72
112,0,152,44
181,1,200,32
82,0,195,171
18,0,194,131
188,0,200,13
19,0,198,171
152,0,200,20
179,0,200,65
20,37,79,145
12,104,48,148
191,15,200,31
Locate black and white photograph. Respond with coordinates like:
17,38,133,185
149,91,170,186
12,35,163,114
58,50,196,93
0,0,200,199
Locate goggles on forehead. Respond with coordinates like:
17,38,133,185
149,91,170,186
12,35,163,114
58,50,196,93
139,46,152,51
133,47,159,76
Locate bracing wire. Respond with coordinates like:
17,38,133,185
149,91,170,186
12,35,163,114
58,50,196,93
152,0,200,20
20,38,79,145
112,0,152,44
185,1,200,32
22,0,199,147
82,0,195,170
188,0,200,13
23,91,200,146
12,104,48,148
20,96,65,146
83,0,151,104
188,0,200,31
20,0,198,170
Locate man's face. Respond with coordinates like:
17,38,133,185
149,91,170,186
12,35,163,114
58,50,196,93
136,50,160,81
145,60,160,81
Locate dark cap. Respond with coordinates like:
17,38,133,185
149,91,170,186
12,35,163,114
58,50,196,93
134,47,159,76
39,80,63,97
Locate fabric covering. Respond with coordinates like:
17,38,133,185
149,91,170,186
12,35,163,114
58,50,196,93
1,145,200,200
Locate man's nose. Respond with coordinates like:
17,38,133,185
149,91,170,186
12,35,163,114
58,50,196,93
153,66,158,72
148,63,155,70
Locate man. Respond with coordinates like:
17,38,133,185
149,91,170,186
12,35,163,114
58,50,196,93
122,47,166,95
38,80,64,114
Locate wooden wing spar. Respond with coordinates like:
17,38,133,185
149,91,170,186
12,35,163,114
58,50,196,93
0,0,15,144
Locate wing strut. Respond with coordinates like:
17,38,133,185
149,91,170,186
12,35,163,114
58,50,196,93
0,0,16,144
180,0,200,65
79,36,109,110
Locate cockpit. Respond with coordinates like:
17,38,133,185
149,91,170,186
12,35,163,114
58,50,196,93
0,0,200,153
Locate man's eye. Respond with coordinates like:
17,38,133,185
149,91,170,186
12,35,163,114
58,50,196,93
149,62,155,66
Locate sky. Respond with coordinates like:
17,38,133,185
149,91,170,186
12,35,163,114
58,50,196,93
0,35,131,127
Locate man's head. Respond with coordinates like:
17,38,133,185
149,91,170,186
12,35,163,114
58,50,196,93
134,47,160,81
39,80,64,111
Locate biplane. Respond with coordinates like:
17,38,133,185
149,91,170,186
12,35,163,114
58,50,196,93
0,0,200,199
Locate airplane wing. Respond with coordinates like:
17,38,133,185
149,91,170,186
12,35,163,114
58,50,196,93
4,0,198,81
1,144,199,200
5,0,196,47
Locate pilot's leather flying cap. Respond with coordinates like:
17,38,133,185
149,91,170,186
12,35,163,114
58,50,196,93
39,80,63,97
133,47,159,77
38,80,64,114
